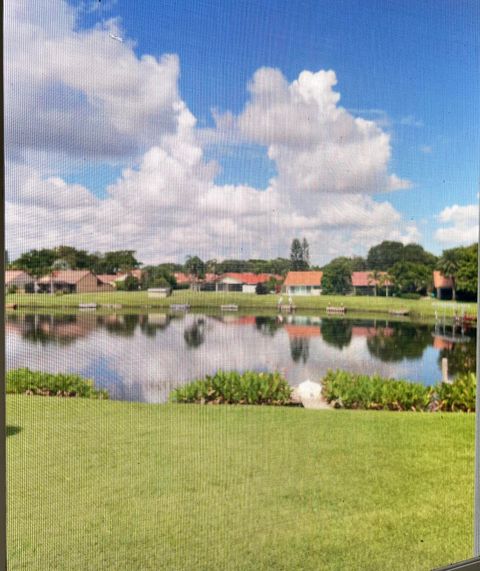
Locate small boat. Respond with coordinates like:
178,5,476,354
221,304,238,311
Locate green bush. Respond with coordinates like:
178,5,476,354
6,368,108,399
432,372,476,412
322,369,430,411
322,369,477,412
170,370,292,405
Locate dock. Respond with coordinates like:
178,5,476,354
389,309,409,316
326,306,346,315
170,304,190,312
6,303,17,310
221,304,238,311
79,303,97,310
279,304,296,313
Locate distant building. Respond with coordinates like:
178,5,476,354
433,271,453,300
351,271,393,296
5,270,34,293
173,272,218,291
215,273,278,293
37,270,115,294
96,275,119,287
282,271,323,295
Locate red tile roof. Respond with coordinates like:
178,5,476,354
5,270,31,282
96,274,119,285
38,270,92,284
351,271,392,287
433,271,453,289
283,271,323,287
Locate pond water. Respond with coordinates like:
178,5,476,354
6,312,476,403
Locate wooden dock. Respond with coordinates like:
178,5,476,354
79,303,97,310
170,304,190,312
6,303,17,310
279,304,296,313
389,309,409,316
326,306,346,315
221,304,238,311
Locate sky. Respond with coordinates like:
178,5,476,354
5,0,480,265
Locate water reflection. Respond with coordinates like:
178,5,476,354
6,312,476,403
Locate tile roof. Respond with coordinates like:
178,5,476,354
38,270,92,284
283,271,323,286
96,274,119,284
433,270,454,289
351,271,393,287
5,270,31,282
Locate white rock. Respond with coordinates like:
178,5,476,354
296,380,322,400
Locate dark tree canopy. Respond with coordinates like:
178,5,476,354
366,241,436,271
290,238,310,271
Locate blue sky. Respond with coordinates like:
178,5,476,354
5,0,479,263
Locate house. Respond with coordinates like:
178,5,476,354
37,270,115,294
433,271,453,300
5,270,35,293
114,269,144,283
282,271,323,295
173,272,218,291
351,271,393,296
215,273,278,293
96,275,119,287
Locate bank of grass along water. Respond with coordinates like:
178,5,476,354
6,290,478,320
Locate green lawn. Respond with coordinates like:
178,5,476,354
7,396,474,570
7,290,477,319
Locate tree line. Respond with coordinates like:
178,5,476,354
7,238,478,299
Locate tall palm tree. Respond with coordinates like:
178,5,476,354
437,250,459,301
368,270,382,296
378,272,393,297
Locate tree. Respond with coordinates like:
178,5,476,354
302,238,310,267
367,270,382,297
366,241,437,271
101,251,140,274
321,258,352,294
455,243,478,298
290,238,309,271
53,246,93,269
14,249,57,278
141,266,177,290
389,261,431,295
437,248,460,301
184,255,205,290
116,275,140,291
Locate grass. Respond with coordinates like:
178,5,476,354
6,290,477,319
8,395,474,570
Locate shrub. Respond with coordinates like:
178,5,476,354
322,369,430,411
7,285,17,295
6,368,108,399
255,283,268,295
432,372,476,412
322,369,477,412
170,370,292,405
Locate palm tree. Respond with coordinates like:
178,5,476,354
368,270,382,296
378,272,393,297
437,250,459,301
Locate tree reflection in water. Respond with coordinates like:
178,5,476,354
290,336,310,363
184,318,206,348
321,319,353,349
366,322,432,362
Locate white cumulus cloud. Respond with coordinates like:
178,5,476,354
435,203,479,246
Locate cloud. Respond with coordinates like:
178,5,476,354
435,203,479,246
399,115,424,128
420,145,432,154
5,1,183,161
6,1,418,265
236,68,411,197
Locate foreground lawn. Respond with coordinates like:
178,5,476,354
7,396,474,570
7,290,477,319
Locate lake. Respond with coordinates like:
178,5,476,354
6,312,476,403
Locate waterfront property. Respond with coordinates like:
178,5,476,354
5,270,34,293
37,270,115,294
215,272,278,293
351,271,393,296
434,270,454,300
282,271,323,295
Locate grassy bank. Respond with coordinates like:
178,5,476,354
8,395,474,570
7,290,477,319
